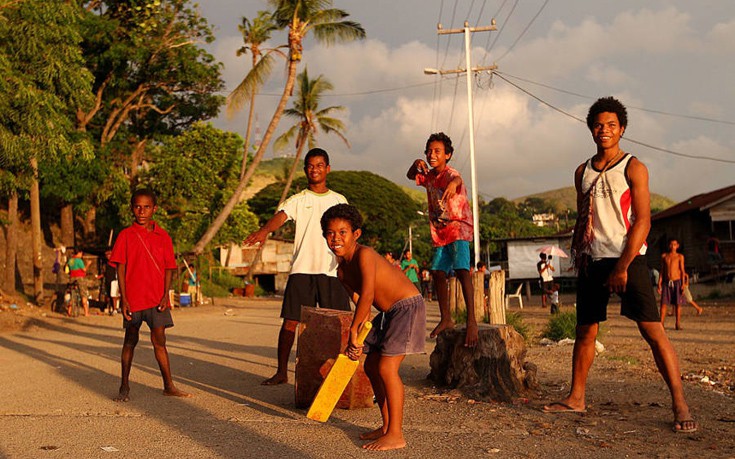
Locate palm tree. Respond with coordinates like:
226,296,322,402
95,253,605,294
193,0,365,254
274,68,348,204
228,11,282,179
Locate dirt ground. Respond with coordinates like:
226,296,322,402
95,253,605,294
0,292,733,458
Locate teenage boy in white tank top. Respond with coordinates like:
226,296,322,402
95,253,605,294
543,97,696,434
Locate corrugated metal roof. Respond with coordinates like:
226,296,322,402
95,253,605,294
652,184,735,221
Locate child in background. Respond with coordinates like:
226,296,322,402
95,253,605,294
549,283,560,315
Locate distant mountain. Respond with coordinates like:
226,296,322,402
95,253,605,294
513,186,676,213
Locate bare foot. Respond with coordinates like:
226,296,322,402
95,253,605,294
363,433,406,451
430,319,455,338
163,387,192,398
359,427,386,440
113,386,130,402
261,374,288,386
696,307,703,316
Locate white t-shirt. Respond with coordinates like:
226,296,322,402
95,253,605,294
540,261,554,282
278,189,348,276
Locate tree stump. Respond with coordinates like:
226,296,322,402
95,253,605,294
428,324,538,402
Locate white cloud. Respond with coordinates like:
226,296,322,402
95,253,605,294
200,2,735,204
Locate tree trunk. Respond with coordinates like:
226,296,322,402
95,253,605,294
29,157,44,305
83,207,97,243
428,325,538,402
129,138,148,183
3,192,18,294
278,131,307,204
240,86,257,180
60,203,75,248
192,57,300,255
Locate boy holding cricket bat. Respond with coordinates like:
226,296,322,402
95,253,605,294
320,204,426,451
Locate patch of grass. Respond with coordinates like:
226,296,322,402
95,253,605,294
506,311,530,341
541,311,577,341
701,288,724,300
201,269,244,298
452,308,467,325
605,355,641,365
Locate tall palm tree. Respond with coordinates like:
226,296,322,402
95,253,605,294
193,0,364,254
274,68,348,204
228,11,282,179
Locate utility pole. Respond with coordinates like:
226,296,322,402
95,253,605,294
425,20,497,265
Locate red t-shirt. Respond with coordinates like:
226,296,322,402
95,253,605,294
415,165,473,247
109,222,177,312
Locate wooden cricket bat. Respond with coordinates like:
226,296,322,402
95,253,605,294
306,321,373,422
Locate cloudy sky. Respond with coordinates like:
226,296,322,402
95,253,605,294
196,0,734,203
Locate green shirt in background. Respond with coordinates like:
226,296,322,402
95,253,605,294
401,258,420,283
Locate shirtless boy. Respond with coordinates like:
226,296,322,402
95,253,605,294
321,204,426,451
658,239,686,330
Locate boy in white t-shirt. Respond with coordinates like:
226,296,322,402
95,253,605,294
243,148,350,386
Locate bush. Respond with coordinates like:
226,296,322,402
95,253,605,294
506,311,530,341
201,268,244,298
542,311,577,341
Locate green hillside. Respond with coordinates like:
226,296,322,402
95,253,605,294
513,186,676,213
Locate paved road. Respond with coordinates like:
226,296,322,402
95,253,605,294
2,297,731,458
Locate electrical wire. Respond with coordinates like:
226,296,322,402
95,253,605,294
497,71,735,126
495,0,549,62
494,72,735,164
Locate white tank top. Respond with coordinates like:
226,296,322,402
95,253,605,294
581,154,647,259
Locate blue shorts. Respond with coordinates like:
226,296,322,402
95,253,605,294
431,240,471,273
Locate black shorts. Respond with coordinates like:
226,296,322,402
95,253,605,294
576,256,659,325
281,273,351,321
123,306,174,330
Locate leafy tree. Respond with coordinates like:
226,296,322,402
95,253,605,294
192,0,365,254
274,68,348,204
0,0,94,300
517,196,554,219
71,0,224,243
229,10,282,179
478,197,555,259
139,123,259,250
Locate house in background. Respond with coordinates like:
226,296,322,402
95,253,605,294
531,212,560,229
219,238,294,293
648,184,735,277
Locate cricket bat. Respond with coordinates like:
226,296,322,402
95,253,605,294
306,321,373,422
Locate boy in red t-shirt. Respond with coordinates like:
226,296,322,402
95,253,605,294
407,132,477,347
109,188,191,401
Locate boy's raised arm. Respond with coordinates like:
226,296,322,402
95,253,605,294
407,159,428,180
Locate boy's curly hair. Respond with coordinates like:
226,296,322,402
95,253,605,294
424,132,454,160
320,204,363,233
131,188,157,206
586,96,628,131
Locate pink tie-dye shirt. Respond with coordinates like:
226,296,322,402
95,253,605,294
415,165,474,247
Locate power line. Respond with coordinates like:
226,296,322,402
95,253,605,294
494,72,735,165
497,71,735,126
495,0,549,62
